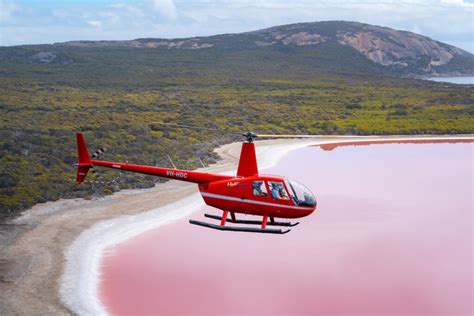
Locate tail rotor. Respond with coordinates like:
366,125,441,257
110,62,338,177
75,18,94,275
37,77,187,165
91,147,107,159
89,147,108,182
75,133,119,185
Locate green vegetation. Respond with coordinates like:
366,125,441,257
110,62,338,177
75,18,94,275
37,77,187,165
0,44,473,218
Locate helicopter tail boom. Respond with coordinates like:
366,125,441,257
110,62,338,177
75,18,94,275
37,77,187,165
90,159,232,184
75,132,233,185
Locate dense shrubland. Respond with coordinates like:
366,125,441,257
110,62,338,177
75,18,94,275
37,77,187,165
0,45,472,218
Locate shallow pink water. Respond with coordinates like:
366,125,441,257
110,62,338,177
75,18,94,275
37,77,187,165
100,142,473,316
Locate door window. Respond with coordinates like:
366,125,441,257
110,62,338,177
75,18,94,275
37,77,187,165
252,181,268,197
268,181,290,200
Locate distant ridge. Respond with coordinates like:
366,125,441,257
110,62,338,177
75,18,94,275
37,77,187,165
52,21,473,76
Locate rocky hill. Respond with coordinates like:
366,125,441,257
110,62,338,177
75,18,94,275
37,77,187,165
53,21,473,76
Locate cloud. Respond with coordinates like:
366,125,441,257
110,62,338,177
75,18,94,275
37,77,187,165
440,0,474,8
86,20,102,28
148,0,178,20
0,0,20,22
115,3,144,16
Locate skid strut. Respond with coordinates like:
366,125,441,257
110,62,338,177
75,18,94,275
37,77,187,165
220,210,228,226
262,215,268,229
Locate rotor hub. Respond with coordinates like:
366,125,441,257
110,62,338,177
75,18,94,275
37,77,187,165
242,132,258,142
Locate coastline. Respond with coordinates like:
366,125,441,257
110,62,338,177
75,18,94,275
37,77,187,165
420,75,474,84
0,135,472,315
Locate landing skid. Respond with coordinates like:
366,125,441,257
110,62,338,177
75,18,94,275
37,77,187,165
189,219,290,234
204,213,299,227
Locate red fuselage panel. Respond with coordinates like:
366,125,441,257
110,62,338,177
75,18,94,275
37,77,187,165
199,175,316,219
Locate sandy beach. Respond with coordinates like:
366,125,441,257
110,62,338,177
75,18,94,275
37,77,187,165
0,135,472,315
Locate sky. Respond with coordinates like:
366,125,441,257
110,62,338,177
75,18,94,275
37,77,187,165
0,0,473,52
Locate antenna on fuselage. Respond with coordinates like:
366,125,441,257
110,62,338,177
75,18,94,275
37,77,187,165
167,154,177,169
198,158,206,169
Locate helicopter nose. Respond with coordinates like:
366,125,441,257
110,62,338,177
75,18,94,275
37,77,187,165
310,200,317,214
302,202,317,217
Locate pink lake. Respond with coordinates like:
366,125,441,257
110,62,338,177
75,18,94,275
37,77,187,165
100,141,473,316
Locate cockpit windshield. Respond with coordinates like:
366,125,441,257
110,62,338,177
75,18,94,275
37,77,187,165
284,179,316,207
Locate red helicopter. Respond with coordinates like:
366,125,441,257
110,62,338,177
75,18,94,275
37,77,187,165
76,130,317,234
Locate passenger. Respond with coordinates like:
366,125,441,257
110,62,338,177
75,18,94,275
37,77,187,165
270,184,281,199
252,181,263,196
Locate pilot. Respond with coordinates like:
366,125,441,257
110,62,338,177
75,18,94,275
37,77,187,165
279,187,289,200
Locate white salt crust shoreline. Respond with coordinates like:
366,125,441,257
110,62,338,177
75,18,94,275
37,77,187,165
59,136,473,315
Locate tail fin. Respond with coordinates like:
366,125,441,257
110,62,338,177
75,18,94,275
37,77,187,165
76,133,92,184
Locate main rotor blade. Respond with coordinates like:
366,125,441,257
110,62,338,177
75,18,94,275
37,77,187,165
157,122,330,141
156,122,242,136
256,134,322,138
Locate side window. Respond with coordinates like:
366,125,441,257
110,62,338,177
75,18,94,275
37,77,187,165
268,181,290,200
252,181,268,197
